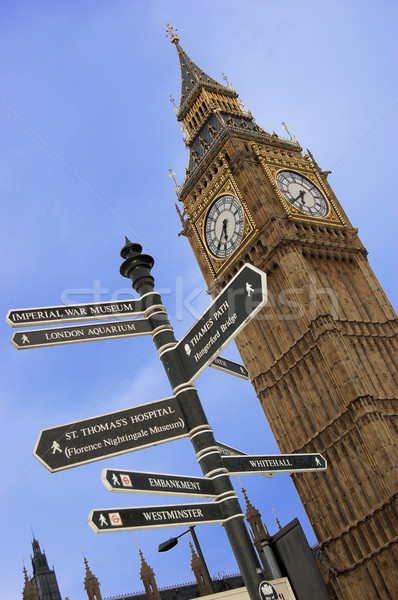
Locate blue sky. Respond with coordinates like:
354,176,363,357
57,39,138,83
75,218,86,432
1,1,397,598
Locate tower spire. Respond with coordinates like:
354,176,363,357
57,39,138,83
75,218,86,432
189,541,213,596
22,557,39,600
83,550,103,600
166,21,230,116
138,545,161,600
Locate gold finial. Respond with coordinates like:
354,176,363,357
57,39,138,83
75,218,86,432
272,508,282,530
238,96,249,116
282,121,297,142
222,73,234,90
165,21,179,44
169,95,178,113
169,169,180,194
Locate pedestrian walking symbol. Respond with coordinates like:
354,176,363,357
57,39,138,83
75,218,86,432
51,441,62,454
246,282,254,296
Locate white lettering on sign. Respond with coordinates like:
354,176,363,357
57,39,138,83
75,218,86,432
142,508,205,522
249,459,293,468
130,406,175,423
193,330,221,363
63,307,88,317
103,431,149,446
220,313,237,333
45,328,85,341
88,302,135,316
65,443,102,458
80,419,128,436
11,309,64,322
148,478,201,491
87,323,136,336
149,419,184,435
212,300,229,321
188,318,214,347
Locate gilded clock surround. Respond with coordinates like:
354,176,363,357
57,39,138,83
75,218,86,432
191,175,258,277
252,143,346,227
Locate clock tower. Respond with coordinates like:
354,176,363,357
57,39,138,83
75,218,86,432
167,25,398,600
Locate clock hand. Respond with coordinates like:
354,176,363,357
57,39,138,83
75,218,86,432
292,190,306,205
222,219,229,241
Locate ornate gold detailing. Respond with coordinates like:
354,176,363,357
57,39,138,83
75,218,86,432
281,121,298,143
165,22,179,44
190,173,258,277
252,143,346,227
168,169,180,194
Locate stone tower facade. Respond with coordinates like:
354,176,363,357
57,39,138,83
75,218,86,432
83,555,103,600
22,562,40,600
30,536,62,600
167,24,398,600
189,541,213,596
241,485,271,577
139,548,161,600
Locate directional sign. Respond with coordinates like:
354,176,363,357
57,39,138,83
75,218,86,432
6,292,163,327
216,440,250,457
102,468,218,498
175,264,267,383
216,441,273,479
222,453,327,475
88,499,234,533
11,318,153,350
209,356,249,379
34,397,189,472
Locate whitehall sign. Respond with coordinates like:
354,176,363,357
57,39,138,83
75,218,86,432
102,468,218,498
210,356,249,379
11,318,153,349
216,441,273,479
175,264,267,383
88,499,233,533
222,453,327,475
6,292,163,327
34,397,189,472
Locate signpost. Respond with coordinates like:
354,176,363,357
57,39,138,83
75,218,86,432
34,397,189,472
7,238,327,600
174,264,267,383
210,356,249,379
102,468,218,498
216,441,274,479
88,498,237,533
222,453,327,475
6,292,163,327
11,318,154,349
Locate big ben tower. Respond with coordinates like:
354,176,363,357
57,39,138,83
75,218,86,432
167,24,398,600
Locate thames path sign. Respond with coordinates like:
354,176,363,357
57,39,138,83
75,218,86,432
34,397,188,472
11,318,153,349
174,264,267,384
102,468,218,498
222,453,327,475
6,292,163,327
88,498,234,533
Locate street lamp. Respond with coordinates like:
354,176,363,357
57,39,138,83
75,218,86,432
158,526,215,594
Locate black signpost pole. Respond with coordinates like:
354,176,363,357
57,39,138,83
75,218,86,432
120,239,265,600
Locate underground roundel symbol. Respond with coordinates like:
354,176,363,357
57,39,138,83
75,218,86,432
258,580,278,600
109,512,122,526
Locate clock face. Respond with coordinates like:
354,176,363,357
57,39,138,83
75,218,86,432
205,194,244,258
276,171,328,218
